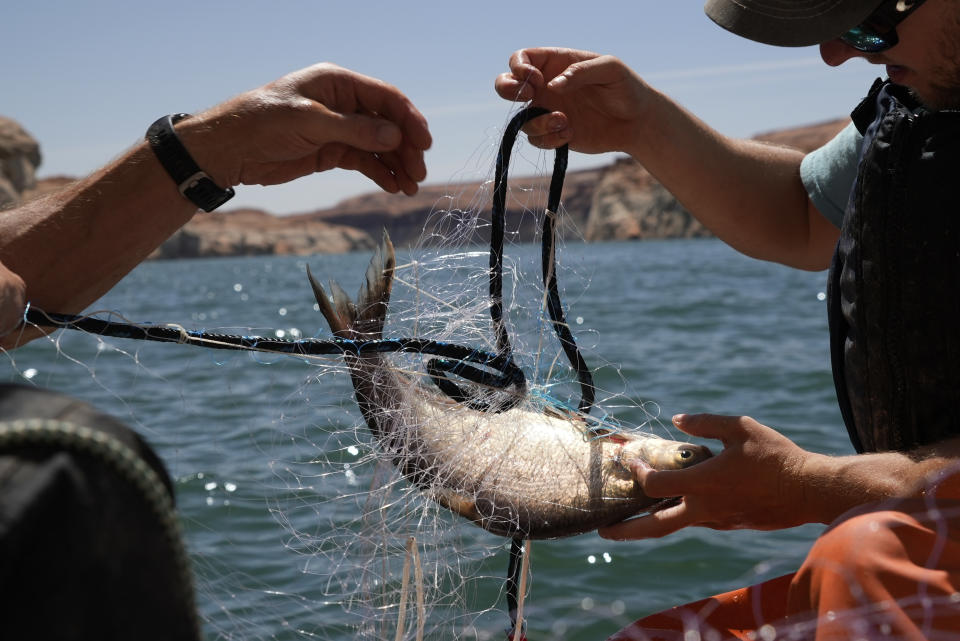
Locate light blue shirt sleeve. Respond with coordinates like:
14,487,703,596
799,122,864,229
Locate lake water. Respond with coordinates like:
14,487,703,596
3,238,851,640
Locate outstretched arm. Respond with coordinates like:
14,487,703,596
0,63,432,349
495,47,838,270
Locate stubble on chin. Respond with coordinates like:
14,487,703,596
923,8,960,109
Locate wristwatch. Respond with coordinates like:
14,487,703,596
145,113,235,212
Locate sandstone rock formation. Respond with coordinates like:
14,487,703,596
151,209,375,259
753,118,849,152
582,117,849,242
585,158,710,241
294,166,605,248
0,117,42,209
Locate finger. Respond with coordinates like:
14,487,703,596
634,458,727,498
368,147,419,195
319,145,402,195
343,102,427,187
497,49,548,102
597,500,692,540
545,54,624,93
348,77,433,151
495,72,535,102
0,308,22,337
0,262,26,337
348,149,420,196
500,48,601,103
303,109,425,192
506,49,546,90
525,128,573,150
519,47,600,82
304,107,407,154
672,413,751,444
518,111,569,138
395,140,428,184
296,65,432,153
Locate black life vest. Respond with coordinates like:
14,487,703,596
828,79,960,453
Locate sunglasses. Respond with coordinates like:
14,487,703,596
839,0,927,52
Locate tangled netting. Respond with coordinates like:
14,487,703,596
9,102,946,641
2,105,682,641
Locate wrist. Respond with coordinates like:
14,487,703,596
146,114,235,212
620,84,663,159
796,452,837,524
171,112,239,190
799,451,916,524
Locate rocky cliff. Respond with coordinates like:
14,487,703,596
152,208,375,259
3,116,849,258
288,117,849,247
0,117,42,209
583,117,849,242
585,158,711,241
292,166,605,247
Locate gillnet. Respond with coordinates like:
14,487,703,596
0,103,874,641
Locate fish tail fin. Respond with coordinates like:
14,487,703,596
309,230,395,340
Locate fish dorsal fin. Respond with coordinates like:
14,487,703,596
308,231,396,341
330,281,359,334
354,232,395,340
307,266,351,337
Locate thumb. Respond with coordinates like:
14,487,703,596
598,500,691,540
672,413,750,445
546,55,625,93
307,107,403,153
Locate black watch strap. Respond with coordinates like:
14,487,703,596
145,114,235,212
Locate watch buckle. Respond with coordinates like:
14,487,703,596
178,171,210,197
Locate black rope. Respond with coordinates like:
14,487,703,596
429,106,595,415
492,107,595,641
505,537,527,640
499,107,594,413
540,154,595,414
23,307,526,391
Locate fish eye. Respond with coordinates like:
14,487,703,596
678,448,693,460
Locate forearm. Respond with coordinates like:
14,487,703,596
0,141,196,347
627,88,836,271
799,437,960,524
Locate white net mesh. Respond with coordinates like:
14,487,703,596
5,105,935,641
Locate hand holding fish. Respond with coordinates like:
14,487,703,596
178,62,433,196
598,414,814,539
494,47,651,155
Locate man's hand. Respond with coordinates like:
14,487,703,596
182,63,433,196
0,260,26,338
494,47,651,155
599,414,813,539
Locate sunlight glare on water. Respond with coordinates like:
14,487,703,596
5,239,845,640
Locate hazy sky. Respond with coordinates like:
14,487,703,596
5,1,880,215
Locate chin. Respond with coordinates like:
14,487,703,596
898,82,960,110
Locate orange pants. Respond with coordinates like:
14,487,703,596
609,498,960,640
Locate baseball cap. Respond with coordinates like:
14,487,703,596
704,0,881,47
